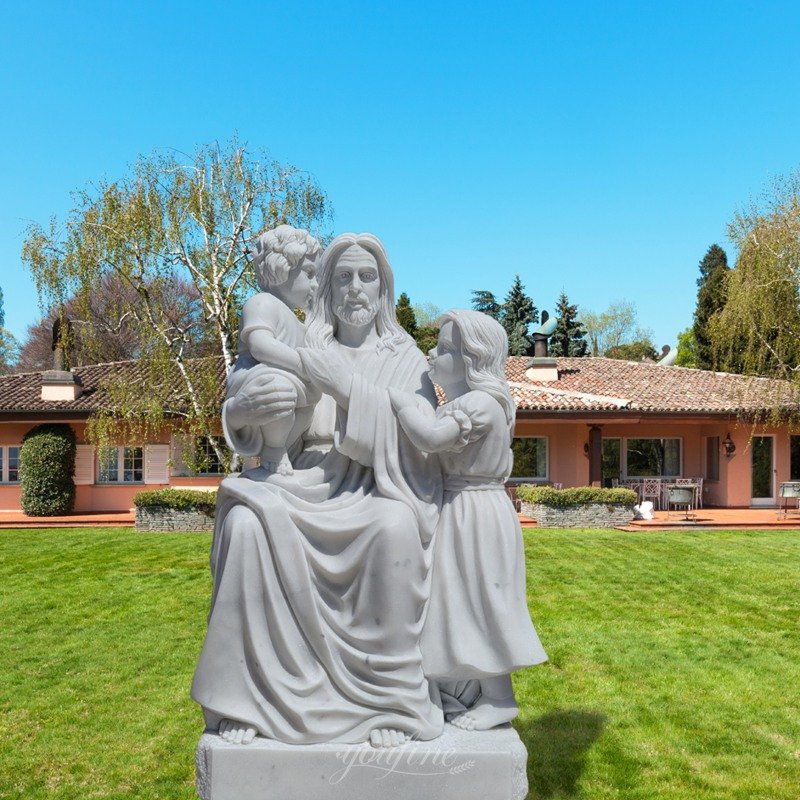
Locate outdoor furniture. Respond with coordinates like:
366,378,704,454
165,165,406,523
779,481,800,518
641,478,662,510
666,484,698,521
674,477,704,509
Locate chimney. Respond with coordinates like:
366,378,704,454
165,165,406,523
41,370,83,401
525,310,559,381
41,314,82,401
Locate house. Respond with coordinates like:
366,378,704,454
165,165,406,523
1,355,799,513
0,360,226,514
508,355,800,508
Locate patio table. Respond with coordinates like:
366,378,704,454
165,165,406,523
779,481,800,518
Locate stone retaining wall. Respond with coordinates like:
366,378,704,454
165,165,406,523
521,501,635,528
135,506,215,532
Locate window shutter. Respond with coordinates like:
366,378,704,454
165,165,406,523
144,444,170,485
73,445,95,485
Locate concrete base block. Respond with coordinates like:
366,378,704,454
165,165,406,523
196,724,528,800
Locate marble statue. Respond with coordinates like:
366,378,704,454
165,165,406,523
193,231,445,748
388,310,547,731
192,228,546,799
231,225,322,476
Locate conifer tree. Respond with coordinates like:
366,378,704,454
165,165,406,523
501,275,538,355
470,289,501,319
549,291,588,357
692,244,729,370
395,292,418,336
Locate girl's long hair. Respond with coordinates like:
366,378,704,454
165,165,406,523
442,309,515,441
305,233,410,353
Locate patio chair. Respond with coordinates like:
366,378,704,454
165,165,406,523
641,478,662,510
675,477,703,509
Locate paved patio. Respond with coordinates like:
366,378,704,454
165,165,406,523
2,508,799,531
0,510,135,529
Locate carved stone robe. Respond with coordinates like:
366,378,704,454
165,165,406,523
191,337,444,744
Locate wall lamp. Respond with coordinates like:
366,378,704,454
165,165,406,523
723,433,736,457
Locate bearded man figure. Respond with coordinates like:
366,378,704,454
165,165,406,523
191,233,445,749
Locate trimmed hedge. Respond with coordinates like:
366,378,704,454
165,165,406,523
20,424,77,516
516,485,638,507
134,488,217,514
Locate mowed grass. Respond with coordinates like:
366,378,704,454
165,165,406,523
0,528,798,799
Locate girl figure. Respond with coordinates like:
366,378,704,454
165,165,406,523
228,225,322,477
388,309,547,731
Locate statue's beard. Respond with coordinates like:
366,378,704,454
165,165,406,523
334,301,378,327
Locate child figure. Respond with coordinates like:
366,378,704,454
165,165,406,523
236,225,322,476
389,309,547,731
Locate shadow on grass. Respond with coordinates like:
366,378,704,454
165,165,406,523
516,709,606,798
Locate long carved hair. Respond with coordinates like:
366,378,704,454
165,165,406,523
305,233,410,353
441,309,515,440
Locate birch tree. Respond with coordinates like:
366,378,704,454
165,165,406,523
22,139,331,465
710,171,800,379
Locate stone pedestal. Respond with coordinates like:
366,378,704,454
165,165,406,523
196,725,528,800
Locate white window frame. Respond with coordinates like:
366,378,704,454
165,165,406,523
622,437,683,479
509,436,549,482
0,445,21,484
97,445,144,484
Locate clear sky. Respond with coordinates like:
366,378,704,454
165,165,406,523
2,1,799,350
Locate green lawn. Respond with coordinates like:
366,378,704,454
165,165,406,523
0,528,798,799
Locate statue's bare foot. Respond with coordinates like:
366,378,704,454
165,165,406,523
449,696,519,731
218,718,257,745
275,454,294,476
369,728,410,748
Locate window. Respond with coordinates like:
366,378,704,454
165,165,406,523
705,436,720,481
602,438,621,487
0,446,20,483
510,437,548,480
791,436,800,481
98,446,143,483
195,436,228,475
625,438,681,478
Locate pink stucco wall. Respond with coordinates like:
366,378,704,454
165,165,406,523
513,416,798,507
0,420,217,513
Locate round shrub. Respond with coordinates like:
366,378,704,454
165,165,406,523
20,424,77,516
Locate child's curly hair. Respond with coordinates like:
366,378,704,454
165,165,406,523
252,225,322,290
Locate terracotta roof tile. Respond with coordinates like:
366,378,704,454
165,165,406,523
1,355,798,417
505,356,800,414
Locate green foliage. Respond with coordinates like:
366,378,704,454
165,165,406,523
605,339,659,361
134,488,217,513
395,292,417,335
471,289,502,318
710,173,800,380
502,274,538,354
693,244,730,370
549,291,588,357
19,424,77,516
0,285,19,374
414,325,440,354
22,139,331,460
517,485,638,506
470,279,538,355
412,301,442,327
583,299,652,357
675,327,698,367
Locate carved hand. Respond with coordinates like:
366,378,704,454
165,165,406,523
227,371,298,427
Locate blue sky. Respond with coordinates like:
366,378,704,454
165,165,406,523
2,1,799,350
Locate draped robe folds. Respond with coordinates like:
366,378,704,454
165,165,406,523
191,338,445,744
